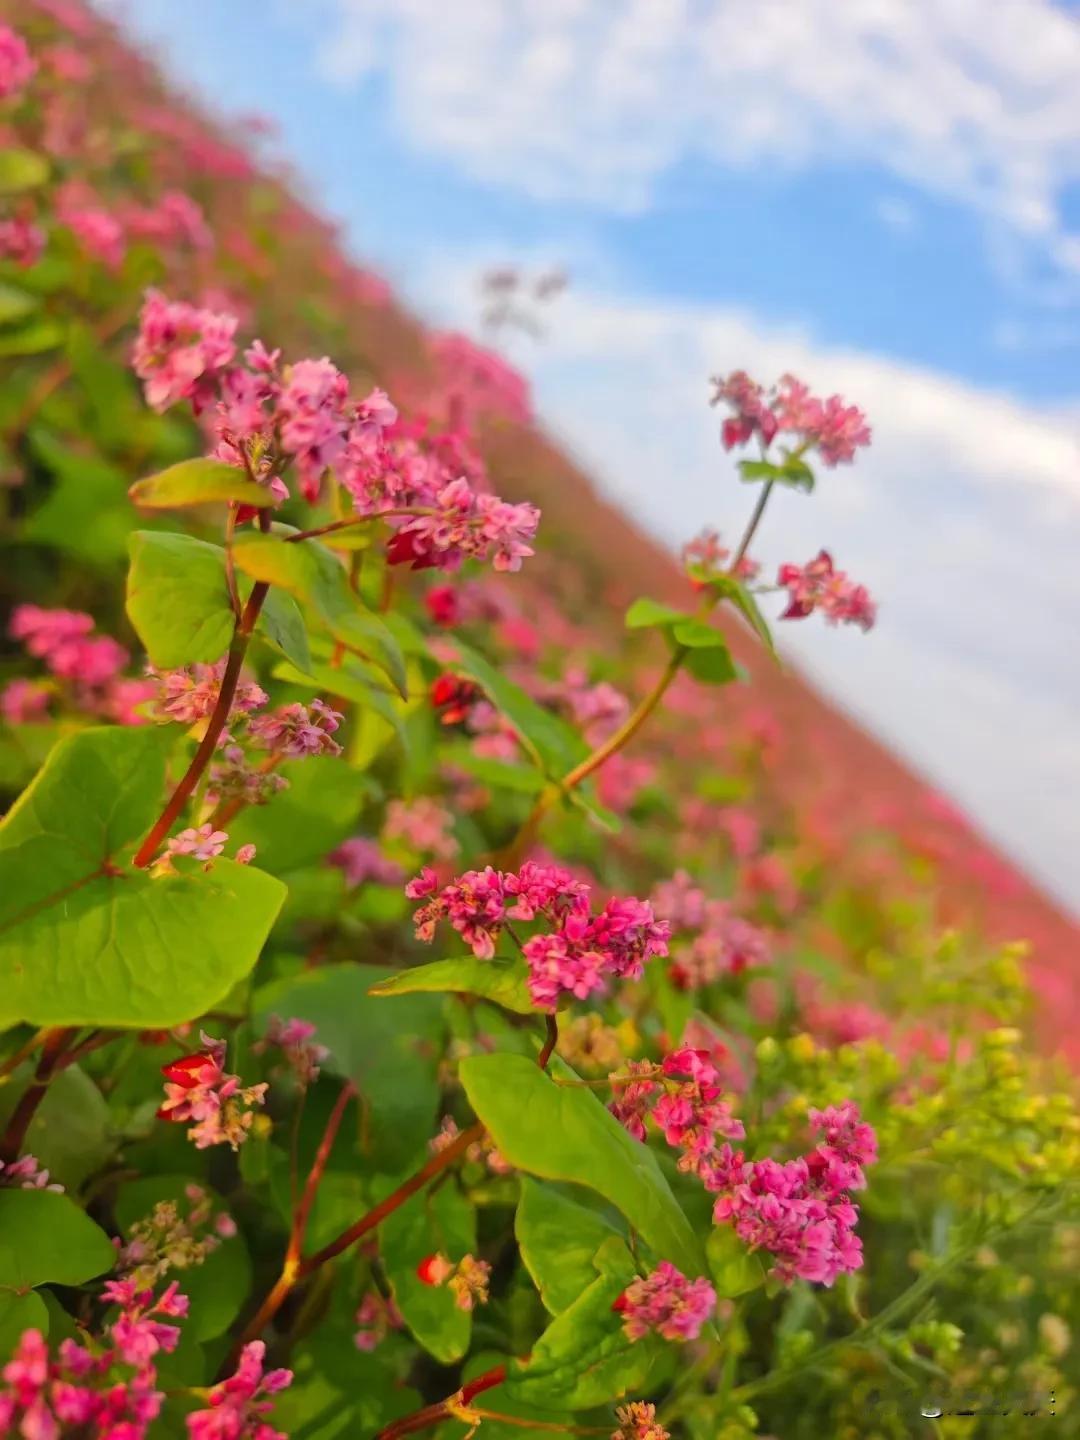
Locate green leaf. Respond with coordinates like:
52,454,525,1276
0,282,39,328
0,727,286,1027
233,533,407,697
227,756,371,874
113,1175,252,1340
671,618,728,649
448,639,587,777
0,317,62,355
0,1189,115,1289
126,531,234,668
258,591,311,675
684,644,740,686
271,659,403,738
129,459,279,511
24,430,141,568
252,965,443,1173
778,455,815,492
459,1054,706,1278
506,1236,663,1409
0,148,50,194
625,597,687,630
516,1179,622,1313
707,1225,768,1298
380,1179,476,1363
0,1292,49,1357
370,956,535,1015
737,459,782,484
706,575,777,658
0,1064,110,1191
439,745,546,795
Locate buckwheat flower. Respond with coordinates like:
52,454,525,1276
185,1340,292,1440
55,183,126,269
0,24,36,100
157,1033,268,1150
9,603,94,658
430,672,483,726
681,527,760,583
247,698,344,758
165,825,229,863
0,678,50,725
102,1279,189,1368
710,370,779,450
354,1291,403,1352
615,1262,716,1343
415,1253,491,1311
386,476,539,573
383,796,459,861
148,660,268,727
117,1190,232,1289
328,836,403,888
778,551,876,630
133,289,238,413
0,215,44,267
775,375,871,464
0,1154,63,1192
235,844,257,865
277,356,350,501
253,1015,329,1086
613,1401,671,1440
124,190,213,253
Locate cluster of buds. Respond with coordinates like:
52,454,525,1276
157,1034,268,1150
353,1291,404,1352
0,1154,62,1192
682,527,760,583
185,1340,291,1440
116,1186,237,1289
612,1402,671,1440
429,1115,512,1175
416,1252,492,1312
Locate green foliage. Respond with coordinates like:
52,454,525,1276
370,955,535,1014
0,1189,114,1351
0,147,49,193
515,1178,623,1313
380,1178,476,1362
0,727,285,1025
129,458,280,510
460,1053,707,1277
126,531,236,667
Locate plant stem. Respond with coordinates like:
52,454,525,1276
0,1028,75,1162
285,507,434,544
731,479,774,569
537,1013,559,1069
132,580,269,867
0,1029,49,1081
373,1364,507,1440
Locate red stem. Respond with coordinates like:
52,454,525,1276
373,1364,508,1440
132,581,269,867
0,1028,75,1162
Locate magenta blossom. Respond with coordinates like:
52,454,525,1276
246,698,344,758
185,1340,292,1440
777,550,876,630
615,1262,716,1343
0,24,36,100
133,288,238,413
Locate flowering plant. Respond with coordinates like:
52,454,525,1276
0,6,1078,1440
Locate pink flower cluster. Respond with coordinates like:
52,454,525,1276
383,796,459,861
253,1015,329,1086
117,1184,236,1290
164,824,229,865
652,872,769,988
247,699,343,758
711,371,871,467
611,1047,744,1184
185,1341,291,1440
614,1262,716,1343
148,661,267,727
123,191,213,253
55,182,127,269
0,25,35,100
428,331,533,428
133,289,238,413
132,292,540,573
613,1402,671,1440
327,836,403,889
777,550,876,630
0,215,44,267
5,605,150,724
0,1282,187,1440
0,1153,62,1192
710,1101,878,1286
681,528,760,583
353,1291,403,1352
406,861,668,1010
157,1034,268,1150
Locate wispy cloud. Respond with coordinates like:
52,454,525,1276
306,0,1080,280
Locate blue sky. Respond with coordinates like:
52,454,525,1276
97,0,1080,910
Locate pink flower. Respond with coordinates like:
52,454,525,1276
246,698,343,758
157,1034,268,1150
8,605,128,690
164,825,229,864
387,476,539,575
185,1341,291,1440
777,550,876,630
415,1253,491,1311
276,356,350,502
0,678,50,724
0,1154,62,1192
328,836,403,888
708,1102,877,1287
353,1291,403,1352
615,1262,716,1343
55,184,126,269
147,661,267,727
133,289,238,413
253,1015,329,1086
124,191,212,253
681,528,760,583
383,797,459,861
0,25,36,100
0,215,44,267
711,371,871,466
613,1401,670,1440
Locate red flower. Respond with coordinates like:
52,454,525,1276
159,1052,213,1091
430,673,480,726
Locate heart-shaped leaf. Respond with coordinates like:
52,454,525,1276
129,458,278,511
126,531,235,668
370,955,535,1015
0,727,286,1027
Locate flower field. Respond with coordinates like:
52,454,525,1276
1,4,1079,1438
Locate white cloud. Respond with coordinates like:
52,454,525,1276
305,0,1080,275
404,251,1080,910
